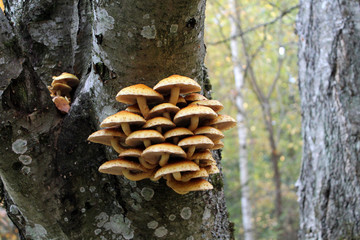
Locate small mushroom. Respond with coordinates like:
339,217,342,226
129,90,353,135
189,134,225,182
125,104,142,115
190,150,215,165
178,135,214,158
190,100,224,113
142,117,175,133
100,111,146,136
204,114,237,131
116,84,163,118
98,158,152,181
184,93,208,103
52,96,71,114
193,126,224,142
166,175,213,195
174,105,217,131
118,148,157,169
48,83,72,98
154,160,199,181
141,143,186,167
180,168,209,182
153,75,201,105
212,140,224,150
125,129,164,148
164,127,194,144
87,128,127,153
147,103,180,120
52,72,80,87
205,165,220,174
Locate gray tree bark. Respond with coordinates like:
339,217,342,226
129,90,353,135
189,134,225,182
297,1,360,239
0,1,233,239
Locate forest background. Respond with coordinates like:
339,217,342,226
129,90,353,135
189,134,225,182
0,0,300,239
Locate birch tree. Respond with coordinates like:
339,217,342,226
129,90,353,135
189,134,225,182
0,1,233,239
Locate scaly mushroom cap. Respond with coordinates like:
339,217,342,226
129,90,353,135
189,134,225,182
173,105,217,129
141,143,186,162
154,160,200,179
100,111,146,128
115,84,163,105
52,72,80,87
167,176,213,194
147,103,180,119
142,117,176,131
180,168,209,182
118,148,143,158
178,135,214,150
190,100,224,113
205,114,237,131
190,150,215,162
194,126,224,142
153,75,201,95
164,127,194,142
98,158,147,175
125,104,142,115
48,83,72,97
184,93,208,102
205,165,220,174
88,128,127,146
212,140,224,150
125,130,164,147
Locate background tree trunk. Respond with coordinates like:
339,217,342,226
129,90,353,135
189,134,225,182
297,1,360,239
0,1,233,239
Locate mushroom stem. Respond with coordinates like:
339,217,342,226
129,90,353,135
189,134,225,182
159,153,170,167
122,169,150,181
121,123,132,136
163,112,171,120
173,172,182,181
110,138,124,154
169,87,180,105
156,126,162,133
188,116,199,131
187,146,196,158
137,96,149,118
143,139,151,148
139,157,157,169
173,137,179,144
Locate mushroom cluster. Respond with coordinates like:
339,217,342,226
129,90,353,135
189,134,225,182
88,74,236,194
48,72,80,113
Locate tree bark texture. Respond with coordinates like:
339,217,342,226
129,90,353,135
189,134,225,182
228,0,254,239
0,1,233,239
297,1,360,239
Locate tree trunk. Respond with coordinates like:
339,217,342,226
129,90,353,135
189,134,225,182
297,1,360,239
0,1,233,239
228,0,254,239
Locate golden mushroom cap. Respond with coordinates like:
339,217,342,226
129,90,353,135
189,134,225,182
178,135,214,150
116,84,163,104
190,100,224,113
142,117,176,130
173,105,217,127
125,129,164,147
141,143,186,160
190,150,215,162
125,104,142,115
100,111,146,128
164,127,194,141
205,165,220,174
167,176,213,193
205,114,237,131
154,160,200,179
98,158,147,175
147,103,180,119
184,93,208,102
181,168,209,182
212,140,224,150
88,128,127,146
194,126,224,142
118,148,143,158
153,75,201,95
52,72,80,87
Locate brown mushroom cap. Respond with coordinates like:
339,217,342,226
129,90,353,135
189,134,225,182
88,128,127,146
118,148,143,158
212,140,224,150
154,75,201,95
147,103,180,120
52,96,71,113
173,105,217,131
142,117,176,132
184,93,208,102
166,176,213,194
48,83,72,97
125,104,142,115
98,158,147,175
190,100,224,113
125,129,164,147
164,127,194,144
141,143,186,166
205,114,237,131
180,168,209,182
154,160,200,179
205,165,220,174
153,75,201,105
190,149,215,162
194,126,224,142
100,111,146,136
178,135,214,158
52,72,80,87
116,84,163,104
